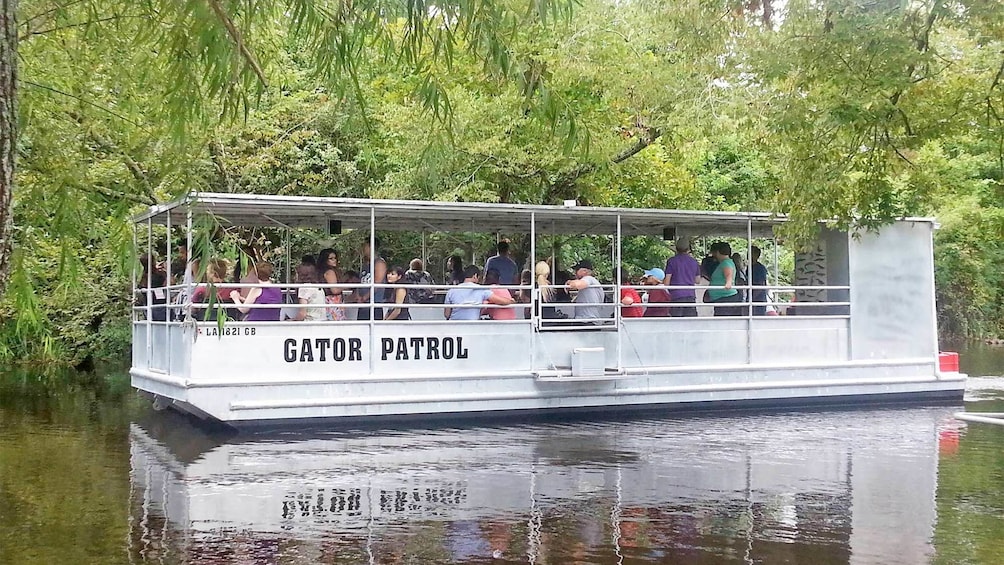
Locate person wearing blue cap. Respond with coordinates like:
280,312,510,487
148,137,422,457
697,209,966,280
642,267,671,317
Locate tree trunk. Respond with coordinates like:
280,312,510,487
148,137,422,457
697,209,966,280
0,0,16,295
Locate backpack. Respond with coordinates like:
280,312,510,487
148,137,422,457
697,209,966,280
404,270,436,303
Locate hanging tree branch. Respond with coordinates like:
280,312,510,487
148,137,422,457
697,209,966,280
20,15,147,41
546,126,663,203
207,0,268,88
21,79,145,127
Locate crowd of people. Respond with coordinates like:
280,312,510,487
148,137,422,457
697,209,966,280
136,238,773,323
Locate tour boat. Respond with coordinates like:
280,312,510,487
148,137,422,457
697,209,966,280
130,192,965,427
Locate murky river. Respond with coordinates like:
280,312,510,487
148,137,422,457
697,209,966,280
2,347,1004,564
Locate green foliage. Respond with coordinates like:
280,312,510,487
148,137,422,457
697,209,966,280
0,215,133,365
6,0,1004,365
693,138,779,211
919,140,1004,338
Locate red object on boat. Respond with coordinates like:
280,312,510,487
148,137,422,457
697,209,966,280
938,352,960,373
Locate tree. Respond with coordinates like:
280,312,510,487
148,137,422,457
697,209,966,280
1,0,577,297
6,0,1004,364
0,0,15,291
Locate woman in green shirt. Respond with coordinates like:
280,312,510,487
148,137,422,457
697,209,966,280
708,242,742,316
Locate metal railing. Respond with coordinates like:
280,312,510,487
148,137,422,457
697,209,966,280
131,282,852,324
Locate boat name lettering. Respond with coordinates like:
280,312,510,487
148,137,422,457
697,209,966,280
283,338,363,363
282,336,470,363
202,326,255,337
380,337,468,361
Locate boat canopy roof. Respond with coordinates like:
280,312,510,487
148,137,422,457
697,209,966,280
135,192,788,238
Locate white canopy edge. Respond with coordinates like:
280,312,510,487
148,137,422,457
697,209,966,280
132,192,933,238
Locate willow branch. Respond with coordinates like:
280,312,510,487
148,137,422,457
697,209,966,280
22,0,89,26
20,15,146,41
20,79,144,127
207,0,268,88
82,184,157,206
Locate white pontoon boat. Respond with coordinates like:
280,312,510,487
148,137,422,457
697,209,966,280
130,193,965,427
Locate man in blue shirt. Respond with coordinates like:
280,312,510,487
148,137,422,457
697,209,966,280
444,265,514,320
484,241,518,286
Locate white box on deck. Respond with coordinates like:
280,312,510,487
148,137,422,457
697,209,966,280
572,347,605,377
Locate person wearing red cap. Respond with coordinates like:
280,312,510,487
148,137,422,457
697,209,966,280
618,267,643,318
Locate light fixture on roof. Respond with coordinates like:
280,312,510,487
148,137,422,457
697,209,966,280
563,199,577,207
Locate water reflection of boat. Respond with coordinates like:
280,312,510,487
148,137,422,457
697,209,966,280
129,407,950,564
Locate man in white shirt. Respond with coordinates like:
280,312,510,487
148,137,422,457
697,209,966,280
567,260,603,320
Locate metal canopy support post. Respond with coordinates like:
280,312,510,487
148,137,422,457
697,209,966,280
550,220,556,274
845,231,855,361
421,231,427,271
185,208,193,324
165,214,172,301
616,214,623,371
166,212,172,374
281,227,289,285
369,206,376,376
530,211,536,370
747,217,754,317
746,216,753,364
131,222,137,323
146,218,153,369
773,237,779,287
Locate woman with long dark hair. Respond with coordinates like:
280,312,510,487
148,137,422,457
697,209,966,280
317,248,346,321
383,266,411,321
447,255,465,285
138,255,168,321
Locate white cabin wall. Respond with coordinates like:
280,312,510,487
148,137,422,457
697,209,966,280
849,222,937,361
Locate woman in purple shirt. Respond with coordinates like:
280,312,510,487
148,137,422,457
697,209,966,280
230,261,283,321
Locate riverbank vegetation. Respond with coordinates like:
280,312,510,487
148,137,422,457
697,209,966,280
2,0,1003,365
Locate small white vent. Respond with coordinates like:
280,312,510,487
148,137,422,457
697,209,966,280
571,347,605,377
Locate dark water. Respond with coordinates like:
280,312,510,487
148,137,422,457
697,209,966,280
2,347,1004,564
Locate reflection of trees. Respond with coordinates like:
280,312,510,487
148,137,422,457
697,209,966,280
934,406,1004,565
0,368,142,565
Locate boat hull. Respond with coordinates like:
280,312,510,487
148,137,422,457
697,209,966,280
131,361,965,428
